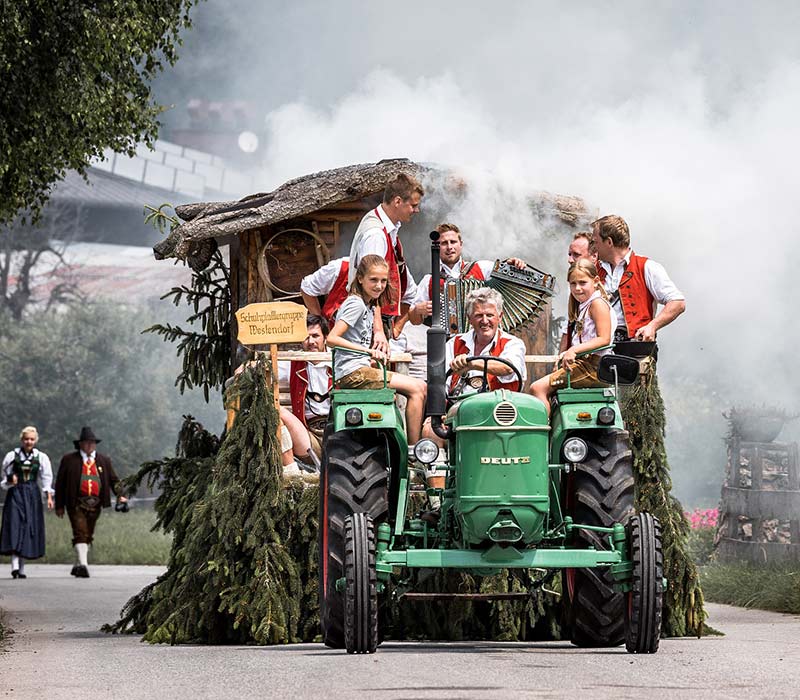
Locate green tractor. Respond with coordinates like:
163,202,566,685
319,232,663,654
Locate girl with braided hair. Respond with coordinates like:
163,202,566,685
530,259,616,414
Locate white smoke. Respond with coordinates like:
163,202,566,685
168,1,800,501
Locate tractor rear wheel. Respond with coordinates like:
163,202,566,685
319,430,389,649
625,512,663,653
563,429,635,647
344,513,379,653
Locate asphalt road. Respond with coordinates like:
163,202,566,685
1,565,798,699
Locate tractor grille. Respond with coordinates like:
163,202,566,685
493,402,517,426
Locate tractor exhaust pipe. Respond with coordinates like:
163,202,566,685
426,230,452,440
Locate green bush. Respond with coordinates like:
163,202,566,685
686,527,717,565
0,507,170,566
701,563,800,614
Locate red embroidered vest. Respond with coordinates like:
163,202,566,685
427,260,485,298
380,213,408,317
289,361,332,427
616,253,654,336
450,333,521,391
320,260,350,322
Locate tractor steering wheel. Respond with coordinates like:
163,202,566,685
445,355,523,402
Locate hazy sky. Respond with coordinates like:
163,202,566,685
155,0,800,424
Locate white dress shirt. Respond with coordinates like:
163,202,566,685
2,448,54,493
414,259,494,304
278,361,332,419
349,205,417,304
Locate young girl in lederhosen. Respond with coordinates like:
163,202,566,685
327,254,427,445
530,259,617,415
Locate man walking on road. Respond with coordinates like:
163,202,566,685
55,427,127,578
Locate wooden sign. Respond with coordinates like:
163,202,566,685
235,302,308,345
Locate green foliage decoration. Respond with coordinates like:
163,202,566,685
106,364,321,643
384,569,561,642
621,359,706,637
0,0,199,226
144,206,231,401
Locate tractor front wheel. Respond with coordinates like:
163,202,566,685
625,512,663,654
344,513,379,653
562,429,635,647
319,431,389,649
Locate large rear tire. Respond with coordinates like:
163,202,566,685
625,512,663,654
562,429,635,647
344,513,379,653
319,431,389,648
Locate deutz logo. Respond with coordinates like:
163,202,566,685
480,456,531,465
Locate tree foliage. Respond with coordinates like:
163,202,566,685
143,205,231,401
0,302,223,477
0,0,199,226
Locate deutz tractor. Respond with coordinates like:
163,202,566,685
318,232,664,654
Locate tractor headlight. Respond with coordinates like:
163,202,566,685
413,439,440,465
345,408,363,426
597,407,616,425
563,437,588,463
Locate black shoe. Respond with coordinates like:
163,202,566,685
11,569,19,579
420,508,441,525
70,565,78,576
74,565,90,578
17,572,26,579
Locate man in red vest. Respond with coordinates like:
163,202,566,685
54,427,127,578
419,287,526,523
591,215,685,342
300,257,350,325
278,314,332,473
407,222,527,327
348,173,424,350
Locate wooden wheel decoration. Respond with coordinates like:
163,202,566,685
257,228,331,297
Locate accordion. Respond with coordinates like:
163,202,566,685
438,260,556,335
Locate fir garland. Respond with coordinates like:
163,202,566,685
106,366,320,643
620,358,706,637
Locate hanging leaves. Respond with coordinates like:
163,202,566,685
621,358,706,637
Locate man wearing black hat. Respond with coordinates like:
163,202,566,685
54,427,127,578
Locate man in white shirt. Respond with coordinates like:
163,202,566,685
591,215,685,343
279,314,332,473
300,257,350,323
407,223,527,328
348,173,423,349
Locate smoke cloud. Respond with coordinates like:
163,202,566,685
159,1,800,501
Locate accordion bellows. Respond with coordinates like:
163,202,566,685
440,260,556,334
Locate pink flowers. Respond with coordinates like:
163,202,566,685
685,508,719,530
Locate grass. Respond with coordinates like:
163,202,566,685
700,562,800,615
0,507,171,566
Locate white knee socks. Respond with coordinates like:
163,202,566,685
75,542,89,567
11,554,20,572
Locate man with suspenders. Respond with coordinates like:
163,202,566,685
348,173,423,349
591,215,685,343
407,223,527,328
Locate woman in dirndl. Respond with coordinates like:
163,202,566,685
1,426,54,578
